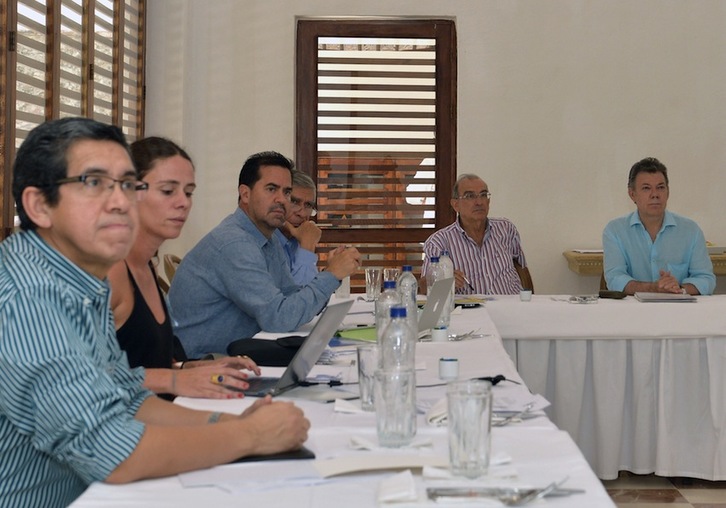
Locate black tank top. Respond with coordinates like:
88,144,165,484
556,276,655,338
116,263,184,369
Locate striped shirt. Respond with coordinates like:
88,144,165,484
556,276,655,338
0,231,151,508
422,217,526,295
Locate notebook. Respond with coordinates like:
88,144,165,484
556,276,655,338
242,299,354,397
417,277,455,333
634,292,697,303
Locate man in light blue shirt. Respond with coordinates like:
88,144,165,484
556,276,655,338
169,152,361,357
274,170,322,285
0,119,310,507
603,157,715,295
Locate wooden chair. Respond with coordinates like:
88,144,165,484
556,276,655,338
514,259,534,293
164,254,182,284
157,276,170,295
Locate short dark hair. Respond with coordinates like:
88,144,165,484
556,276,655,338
238,151,294,189
130,136,194,179
12,117,130,231
628,157,669,189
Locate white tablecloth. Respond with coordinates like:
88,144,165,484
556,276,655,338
71,335,613,507
487,294,726,480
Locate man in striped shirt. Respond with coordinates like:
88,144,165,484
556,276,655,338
0,118,309,508
422,174,527,295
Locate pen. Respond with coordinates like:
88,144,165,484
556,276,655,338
463,275,475,292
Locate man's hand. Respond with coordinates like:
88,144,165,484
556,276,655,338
326,246,361,280
243,401,311,454
282,220,322,252
656,269,683,293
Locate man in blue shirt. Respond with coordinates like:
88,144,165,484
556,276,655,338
274,170,322,285
169,151,361,357
0,118,310,507
603,157,715,295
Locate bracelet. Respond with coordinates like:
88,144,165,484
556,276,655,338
207,412,223,424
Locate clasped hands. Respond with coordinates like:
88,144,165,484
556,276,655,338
656,269,686,294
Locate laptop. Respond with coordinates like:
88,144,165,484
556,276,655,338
242,299,354,397
417,277,455,334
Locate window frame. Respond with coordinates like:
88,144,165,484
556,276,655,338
0,0,146,240
295,18,457,286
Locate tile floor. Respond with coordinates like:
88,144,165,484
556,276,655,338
602,472,726,507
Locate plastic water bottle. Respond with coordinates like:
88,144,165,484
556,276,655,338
439,249,456,313
426,256,451,342
396,265,419,336
426,256,441,297
377,306,418,447
379,306,416,369
375,280,401,344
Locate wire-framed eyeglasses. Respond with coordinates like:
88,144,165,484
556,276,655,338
290,196,317,216
456,190,491,201
54,173,149,201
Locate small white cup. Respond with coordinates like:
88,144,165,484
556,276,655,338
519,289,532,302
431,327,449,342
439,358,459,380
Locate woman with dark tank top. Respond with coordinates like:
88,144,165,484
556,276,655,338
108,137,260,398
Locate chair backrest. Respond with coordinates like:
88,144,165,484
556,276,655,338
157,275,170,295
164,254,182,284
513,259,534,293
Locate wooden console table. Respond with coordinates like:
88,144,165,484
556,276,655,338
563,250,726,276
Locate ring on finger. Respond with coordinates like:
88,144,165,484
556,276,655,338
211,374,224,385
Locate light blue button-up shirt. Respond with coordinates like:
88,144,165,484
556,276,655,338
602,210,715,294
274,229,319,286
0,231,151,508
169,208,340,357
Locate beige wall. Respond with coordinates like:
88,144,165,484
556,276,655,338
145,0,726,294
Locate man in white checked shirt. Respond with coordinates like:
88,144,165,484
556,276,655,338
422,174,527,295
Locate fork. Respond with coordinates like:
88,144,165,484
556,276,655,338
448,328,481,341
493,402,534,427
502,477,570,506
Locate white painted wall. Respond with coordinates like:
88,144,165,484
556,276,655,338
145,0,726,294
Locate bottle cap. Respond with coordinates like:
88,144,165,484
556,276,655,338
383,280,396,289
430,256,439,263
402,265,413,272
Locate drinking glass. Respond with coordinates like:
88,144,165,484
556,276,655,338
375,368,416,447
365,267,382,301
356,345,378,411
447,379,492,478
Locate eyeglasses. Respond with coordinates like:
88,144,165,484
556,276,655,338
54,173,149,201
456,191,491,201
289,196,317,216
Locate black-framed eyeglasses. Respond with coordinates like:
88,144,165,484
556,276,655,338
456,191,491,201
290,196,317,216
54,173,149,201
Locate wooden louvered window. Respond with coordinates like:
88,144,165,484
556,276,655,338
0,0,145,239
296,19,457,292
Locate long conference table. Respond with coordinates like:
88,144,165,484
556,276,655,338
71,299,615,507
488,294,726,481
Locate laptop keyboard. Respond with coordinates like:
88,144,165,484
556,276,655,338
245,377,278,393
